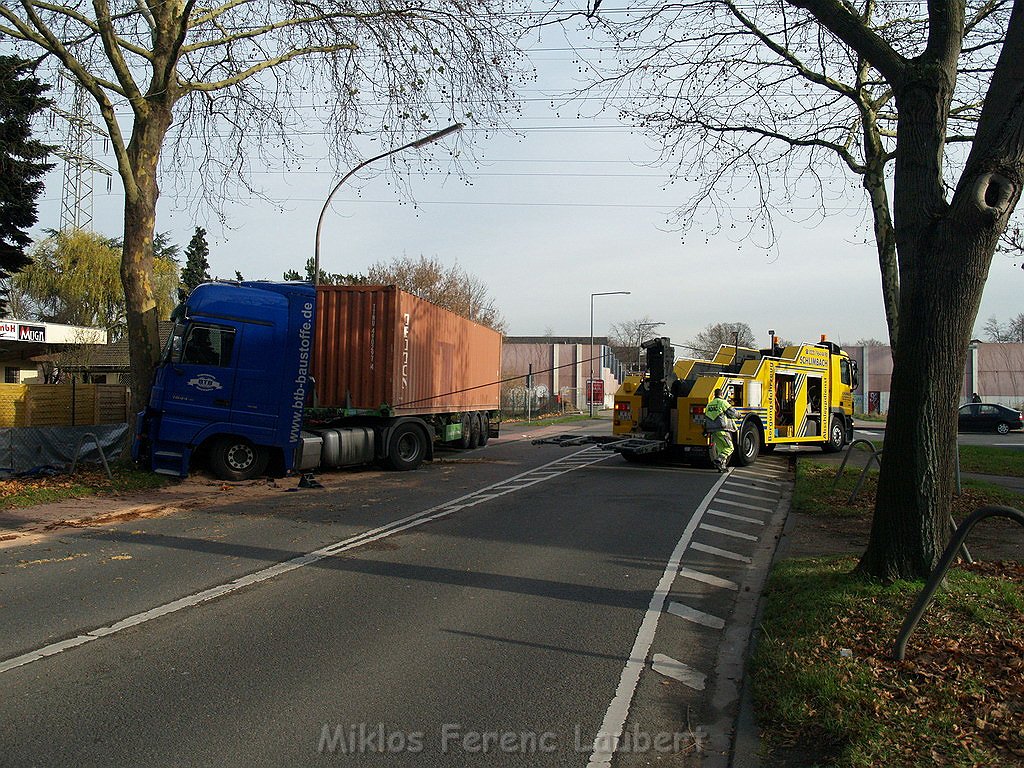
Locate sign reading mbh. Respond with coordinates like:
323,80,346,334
0,322,46,342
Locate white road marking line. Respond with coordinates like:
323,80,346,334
585,473,729,768
651,654,706,690
734,468,785,480
718,487,779,502
722,481,778,497
677,566,739,591
712,497,774,513
706,509,764,526
0,449,613,677
690,542,752,564
667,601,726,629
729,476,782,489
699,523,759,542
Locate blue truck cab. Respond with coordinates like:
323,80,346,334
134,281,315,479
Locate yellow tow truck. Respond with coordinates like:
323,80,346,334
607,335,859,466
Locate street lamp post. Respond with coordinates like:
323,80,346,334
636,321,665,373
590,291,631,417
313,123,463,285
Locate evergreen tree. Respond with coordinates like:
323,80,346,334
178,226,210,301
283,256,365,285
0,56,54,315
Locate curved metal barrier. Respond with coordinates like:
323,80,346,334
893,504,1024,660
70,431,113,480
831,439,883,503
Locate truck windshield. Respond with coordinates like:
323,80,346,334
162,324,183,364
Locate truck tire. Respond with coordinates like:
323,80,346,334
458,413,473,449
209,436,268,481
477,412,490,446
736,420,761,466
384,422,428,471
822,415,846,453
468,412,482,449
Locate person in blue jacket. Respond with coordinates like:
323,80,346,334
704,388,739,472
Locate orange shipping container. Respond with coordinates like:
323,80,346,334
312,285,503,415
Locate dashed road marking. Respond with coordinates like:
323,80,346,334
712,497,774,513
677,567,739,591
718,487,779,502
690,542,753,564
667,601,726,629
652,654,707,690
699,523,759,541
706,508,764,526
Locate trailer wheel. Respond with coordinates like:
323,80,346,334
477,412,490,446
458,413,473,449
736,421,761,466
468,412,482,448
385,422,427,471
822,415,846,453
209,436,268,481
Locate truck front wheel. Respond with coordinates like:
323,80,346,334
385,423,428,471
822,416,846,453
736,421,761,466
209,436,268,481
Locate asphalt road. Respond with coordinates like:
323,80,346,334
0,424,789,767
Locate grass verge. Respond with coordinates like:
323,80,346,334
755,460,1024,766
0,463,169,510
958,444,1024,477
752,557,1024,767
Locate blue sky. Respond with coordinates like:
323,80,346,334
25,18,1022,351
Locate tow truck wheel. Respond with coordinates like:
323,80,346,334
210,436,268,481
822,416,846,453
736,421,761,466
385,422,427,471
477,412,490,446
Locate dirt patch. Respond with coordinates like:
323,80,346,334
784,510,1023,563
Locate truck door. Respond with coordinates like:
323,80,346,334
229,319,278,435
157,322,239,443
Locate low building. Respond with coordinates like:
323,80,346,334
0,319,107,383
848,341,1024,413
502,336,627,414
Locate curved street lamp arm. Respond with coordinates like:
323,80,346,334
313,123,464,286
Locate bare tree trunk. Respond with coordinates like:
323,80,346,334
122,110,172,420
858,216,997,579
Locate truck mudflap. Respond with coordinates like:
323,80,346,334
532,434,669,457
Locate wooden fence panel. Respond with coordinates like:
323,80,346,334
0,383,130,426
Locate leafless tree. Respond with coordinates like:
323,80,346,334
367,254,506,332
555,0,1024,579
0,1,527,417
607,316,664,370
685,322,757,360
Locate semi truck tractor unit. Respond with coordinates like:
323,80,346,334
609,335,858,466
133,282,502,481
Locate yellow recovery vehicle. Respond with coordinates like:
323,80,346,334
606,335,859,466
